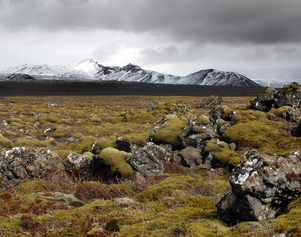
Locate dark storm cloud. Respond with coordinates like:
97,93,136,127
1,0,301,44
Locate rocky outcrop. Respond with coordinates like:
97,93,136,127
0,147,65,192
196,95,223,109
250,83,301,112
217,150,301,226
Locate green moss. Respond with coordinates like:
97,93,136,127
192,125,206,133
1,131,17,137
217,119,229,129
135,175,200,202
230,103,250,110
53,149,72,158
197,115,211,125
270,106,291,118
94,136,117,153
205,139,240,167
152,114,187,147
68,136,97,153
222,121,275,146
52,128,67,138
89,116,102,123
38,114,62,124
14,137,55,147
122,132,149,146
125,111,159,124
99,147,134,178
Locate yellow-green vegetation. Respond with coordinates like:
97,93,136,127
152,114,187,147
94,136,117,153
192,125,206,133
99,147,134,178
197,114,211,125
66,136,97,154
204,139,240,167
122,132,149,146
1,95,301,236
269,106,291,118
0,134,13,148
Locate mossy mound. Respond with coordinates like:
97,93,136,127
98,147,134,178
204,139,240,167
14,137,56,148
222,120,275,148
122,132,149,146
38,114,62,124
0,135,14,148
67,136,97,154
134,175,218,203
152,114,187,147
197,115,211,125
93,136,117,154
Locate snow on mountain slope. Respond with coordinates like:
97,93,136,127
72,59,104,77
5,64,70,77
0,59,261,86
254,78,301,88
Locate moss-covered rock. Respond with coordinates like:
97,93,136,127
38,114,62,124
93,136,117,154
197,115,211,125
122,132,149,146
68,136,97,153
204,139,240,167
0,135,14,148
98,147,134,178
152,114,187,147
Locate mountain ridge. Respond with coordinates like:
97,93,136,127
0,59,261,87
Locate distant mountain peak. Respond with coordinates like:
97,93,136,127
121,63,142,72
1,59,261,86
74,59,103,74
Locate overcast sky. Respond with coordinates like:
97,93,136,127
1,0,301,80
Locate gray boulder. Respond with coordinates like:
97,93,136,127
196,95,223,109
217,150,301,225
0,147,65,192
250,83,301,112
129,143,169,177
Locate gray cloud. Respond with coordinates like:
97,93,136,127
1,0,301,80
1,0,301,44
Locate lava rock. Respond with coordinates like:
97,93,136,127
129,143,169,177
196,95,223,109
217,150,301,225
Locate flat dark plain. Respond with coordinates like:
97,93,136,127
0,81,263,97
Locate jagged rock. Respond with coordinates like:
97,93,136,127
196,95,223,109
292,121,301,137
274,83,301,108
0,147,65,192
250,83,301,112
217,150,301,225
250,86,277,112
182,133,211,149
284,106,301,122
1,120,15,133
116,137,132,152
129,143,169,177
65,152,93,171
178,147,203,168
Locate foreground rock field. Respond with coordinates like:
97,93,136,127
0,85,301,236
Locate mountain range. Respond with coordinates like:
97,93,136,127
0,59,261,87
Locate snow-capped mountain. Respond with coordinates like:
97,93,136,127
5,64,70,77
254,78,301,88
0,59,260,86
